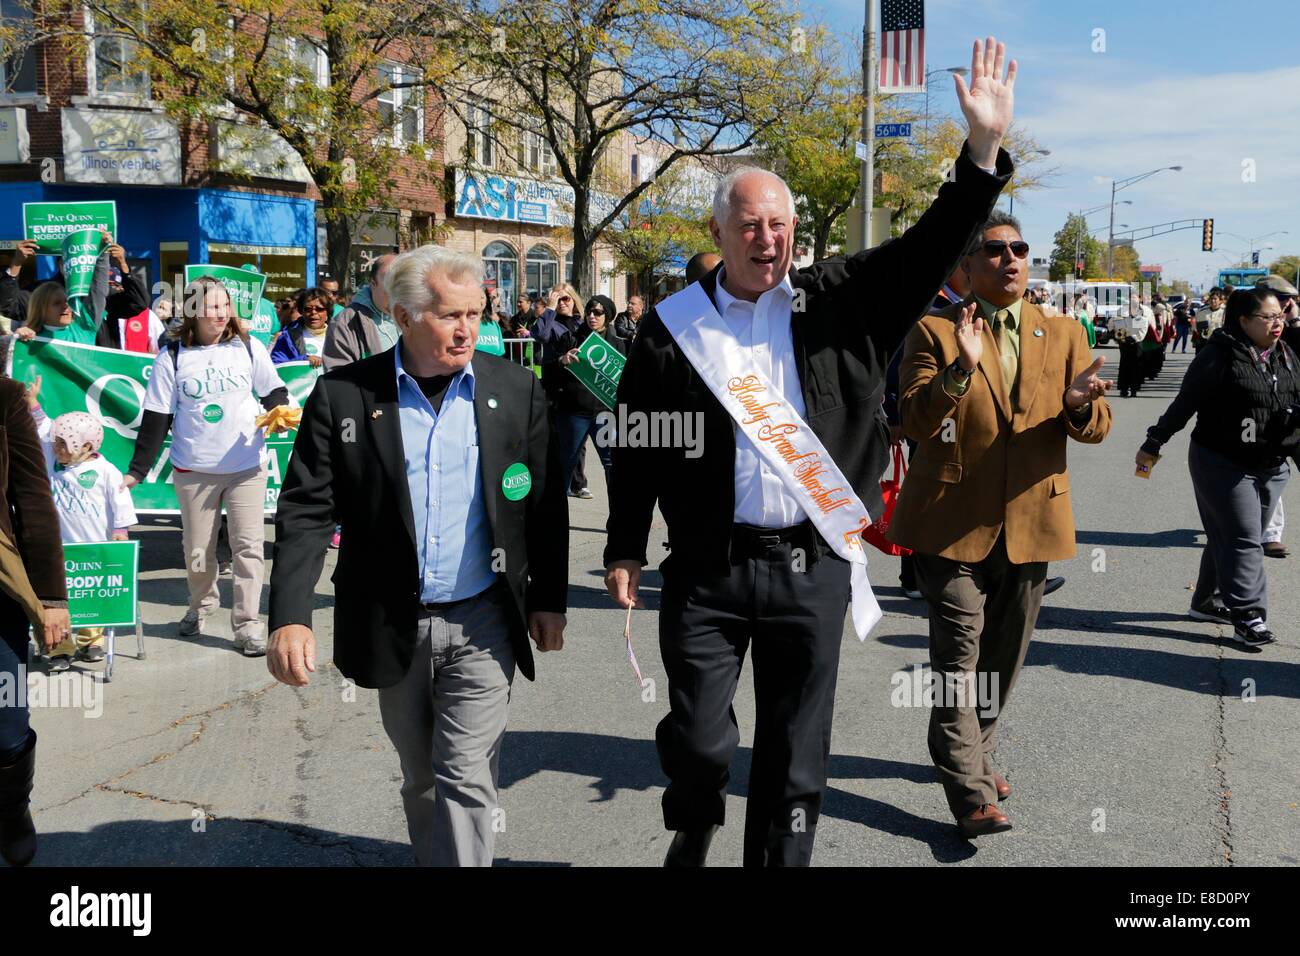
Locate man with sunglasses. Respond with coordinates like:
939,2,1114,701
889,209,1112,838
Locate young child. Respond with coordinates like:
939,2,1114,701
26,376,137,671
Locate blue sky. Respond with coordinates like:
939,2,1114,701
813,0,1300,289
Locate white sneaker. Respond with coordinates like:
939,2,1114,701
234,633,267,657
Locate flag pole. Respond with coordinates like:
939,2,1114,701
860,0,876,251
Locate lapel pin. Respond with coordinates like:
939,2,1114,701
1033,328,1044,337
371,409,383,419
488,397,498,409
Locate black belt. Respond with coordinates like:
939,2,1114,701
730,521,817,556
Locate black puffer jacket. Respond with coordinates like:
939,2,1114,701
1143,326,1300,469
553,295,626,417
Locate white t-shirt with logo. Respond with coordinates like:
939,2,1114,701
143,337,283,474
34,415,138,542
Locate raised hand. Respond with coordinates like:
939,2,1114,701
954,301,983,372
954,36,1017,168
1066,356,1112,409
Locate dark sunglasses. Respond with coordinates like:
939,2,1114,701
587,307,605,316
981,240,1030,259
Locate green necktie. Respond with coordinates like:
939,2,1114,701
991,309,1018,397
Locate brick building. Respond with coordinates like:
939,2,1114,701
0,3,444,302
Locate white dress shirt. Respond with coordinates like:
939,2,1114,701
712,266,809,528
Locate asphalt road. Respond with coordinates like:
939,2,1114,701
23,345,1300,867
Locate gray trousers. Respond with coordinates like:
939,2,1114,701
377,585,516,866
914,533,1047,820
1189,440,1290,616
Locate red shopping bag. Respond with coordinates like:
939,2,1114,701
862,442,912,557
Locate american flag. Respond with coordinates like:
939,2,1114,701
879,0,926,93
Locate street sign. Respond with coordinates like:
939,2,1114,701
874,123,912,139
854,141,868,161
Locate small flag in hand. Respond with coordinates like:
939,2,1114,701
879,0,926,93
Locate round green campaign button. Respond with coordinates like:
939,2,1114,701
202,403,224,424
77,470,98,489
501,462,532,501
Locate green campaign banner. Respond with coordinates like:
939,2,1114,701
184,263,268,325
22,200,118,254
565,334,625,410
476,319,505,356
63,540,139,628
6,337,318,513
61,230,103,299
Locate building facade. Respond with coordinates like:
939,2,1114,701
0,5,443,299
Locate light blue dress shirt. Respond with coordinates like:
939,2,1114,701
394,345,496,603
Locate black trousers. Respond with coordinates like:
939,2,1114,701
656,529,851,867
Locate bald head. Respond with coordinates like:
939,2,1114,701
686,252,722,285
708,167,797,302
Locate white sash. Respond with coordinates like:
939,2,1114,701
657,282,883,640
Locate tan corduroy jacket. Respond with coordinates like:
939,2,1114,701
887,298,1111,564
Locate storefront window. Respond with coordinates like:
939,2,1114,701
483,240,517,313
525,243,558,298
207,245,308,300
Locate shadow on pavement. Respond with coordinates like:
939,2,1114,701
1024,639,1300,698
498,730,967,859
1075,528,1203,549
28,818,411,866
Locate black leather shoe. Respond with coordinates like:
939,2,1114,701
0,731,37,867
664,825,719,867
1043,576,1065,596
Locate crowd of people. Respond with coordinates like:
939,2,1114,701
0,34,1296,871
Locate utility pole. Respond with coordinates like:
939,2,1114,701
860,0,876,251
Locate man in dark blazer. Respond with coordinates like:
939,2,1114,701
268,245,568,866
604,38,1020,866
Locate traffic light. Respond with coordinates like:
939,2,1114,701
1202,218,1214,252
1251,251,1260,266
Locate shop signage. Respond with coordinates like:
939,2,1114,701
61,107,181,185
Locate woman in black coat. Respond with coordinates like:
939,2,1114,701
554,294,626,491
1136,287,1300,648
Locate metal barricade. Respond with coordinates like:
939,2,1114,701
503,337,540,377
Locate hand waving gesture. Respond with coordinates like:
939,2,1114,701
955,36,1017,168
954,302,983,372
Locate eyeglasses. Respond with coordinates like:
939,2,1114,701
587,308,605,316
558,296,573,303
1248,312,1286,324
981,240,1030,259
304,305,329,314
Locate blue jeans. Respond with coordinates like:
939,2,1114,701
557,412,613,490
0,594,31,764
1174,325,1190,351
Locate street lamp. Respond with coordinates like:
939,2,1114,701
1005,148,1050,215
1219,229,1289,261
921,66,968,145
1074,201,1131,276
1107,165,1182,274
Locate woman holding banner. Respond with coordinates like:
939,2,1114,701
13,231,115,345
124,277,291,657
555,294,626,493
0,377,70,867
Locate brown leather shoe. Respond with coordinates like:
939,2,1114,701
958,804,1012,838
993,773,1012,801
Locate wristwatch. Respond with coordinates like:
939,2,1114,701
949,359,976,381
